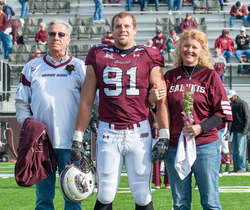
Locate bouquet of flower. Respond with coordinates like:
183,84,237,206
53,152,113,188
65,64,75,75
182,87,194,126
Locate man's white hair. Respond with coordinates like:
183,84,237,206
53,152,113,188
47,19,72,36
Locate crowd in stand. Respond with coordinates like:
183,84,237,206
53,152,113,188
1,0,250,78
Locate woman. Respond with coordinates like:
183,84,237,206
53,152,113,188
149,29,232,209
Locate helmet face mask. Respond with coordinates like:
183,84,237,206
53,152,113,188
59,156,96,202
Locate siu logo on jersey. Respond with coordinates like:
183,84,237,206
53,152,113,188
104,52,114,59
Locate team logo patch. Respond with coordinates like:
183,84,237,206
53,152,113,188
177,75,181,80
103,135,110,139
140,133,149,138
104,52,114,59
133,54,140,57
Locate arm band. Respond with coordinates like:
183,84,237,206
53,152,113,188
199,114,223,134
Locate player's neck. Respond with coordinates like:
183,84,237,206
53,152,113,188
113,45,136,55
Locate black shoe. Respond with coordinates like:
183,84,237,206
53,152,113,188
224,165,230,173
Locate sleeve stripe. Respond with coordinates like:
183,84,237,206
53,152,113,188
223,110,232,115
221,101,230,105
222,105,232,110
20,73,31,87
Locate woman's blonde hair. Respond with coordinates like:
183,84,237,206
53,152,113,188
173,29,213,69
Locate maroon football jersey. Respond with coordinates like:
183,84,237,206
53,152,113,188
85,44,164,125
164,66,232,147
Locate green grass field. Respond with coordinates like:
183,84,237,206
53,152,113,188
1,162,250,210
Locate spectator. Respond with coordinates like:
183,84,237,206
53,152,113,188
230,1,247,28
35,22,47,45
219,0,224,11
152,29,167,54
0,18,24,59
235,26,250,75
148,109,170,189
247,4,250,24
0,1,14,22
152,161,170,189
143,0,160,11
168,0,182,15
0,5,5,54
212,48,226,83
214,29,234,63
29,49,41,61
101,31,114,45
167,29,179,53
0,6,6,27
240,53,250,74
18,0,29,19
179,13,197,32
146,39,153,46
227,89,250,173
103,0,119,3
127,0,144,11
217,122,230,174
93,0,104,23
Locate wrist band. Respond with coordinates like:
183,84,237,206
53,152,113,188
159,128,170,139
73,130,85,142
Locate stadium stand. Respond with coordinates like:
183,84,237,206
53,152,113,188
0,0,250,114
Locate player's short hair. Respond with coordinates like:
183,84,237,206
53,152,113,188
111,12,136,29
47,19,72,36
173,29,213,69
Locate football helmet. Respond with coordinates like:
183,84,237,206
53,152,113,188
59,155,96,202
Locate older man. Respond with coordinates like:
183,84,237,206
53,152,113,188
0,18,24,58
15,19,89,210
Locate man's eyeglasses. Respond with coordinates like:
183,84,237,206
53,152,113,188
48,32,68,38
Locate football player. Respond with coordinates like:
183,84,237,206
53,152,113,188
70,12,170,210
